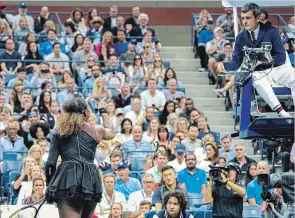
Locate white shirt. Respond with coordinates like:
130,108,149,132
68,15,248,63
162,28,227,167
45,52,70,70
194,147,206,166
167,159,186,173
198,160,211,172
181,137,202,152
116,133,133,145
140,90,166,109
94,191,126,218
125,110,144,126
248,24,260,41
111,17,117,28
127,189,153,211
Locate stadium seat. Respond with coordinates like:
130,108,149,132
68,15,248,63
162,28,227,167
130,159,147,171
188,193,204,209
2,151,28,161
129,171,144,182
242,205,261,218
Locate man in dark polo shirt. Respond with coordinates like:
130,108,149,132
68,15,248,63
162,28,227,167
152,165,186,212
229,144,256,174
0,38,22,74
204,163,246,218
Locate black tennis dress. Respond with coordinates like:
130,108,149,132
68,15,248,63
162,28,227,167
45,122,102,202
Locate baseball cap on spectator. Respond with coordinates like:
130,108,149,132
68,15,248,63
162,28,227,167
115,108,125,116
208,17,214,24
214,27,223,34
117,162,129,169
0,3,6,9
129,38,137,45
175,144,186,153
18,2,27,8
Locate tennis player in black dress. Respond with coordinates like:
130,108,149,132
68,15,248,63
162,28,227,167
45,97,115,218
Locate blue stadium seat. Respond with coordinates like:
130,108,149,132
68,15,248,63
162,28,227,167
163,62,170,69
54,74,62,83
8,171,19,204
130,159,147,171
188,193,204,209
2,160,22,175
2,151,28,161
129,171,144,182
242,205,261,218
3,74,17,85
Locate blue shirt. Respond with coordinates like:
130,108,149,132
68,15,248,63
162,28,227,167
246,178,263,205
115,177,142,201
122,139,154,160
39,40,66,56
7,78,31,90
219,145,236,162
177,168,207,193
83,76,96,96
289,53,294,65
198,29,214,45
0,135,27,161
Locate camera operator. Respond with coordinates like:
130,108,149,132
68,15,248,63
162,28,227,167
267,193,292,218
217,2,295,118
204,162,246,218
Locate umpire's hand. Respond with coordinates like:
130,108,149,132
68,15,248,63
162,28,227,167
216,62,226,73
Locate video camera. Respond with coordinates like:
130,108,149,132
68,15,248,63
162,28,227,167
209,164,230,181
258,173,279,203
258,172,295,205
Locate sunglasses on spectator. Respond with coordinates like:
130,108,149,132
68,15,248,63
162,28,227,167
154,60,162,63
134,57,141,60
144,46,150,49
88,59,95,62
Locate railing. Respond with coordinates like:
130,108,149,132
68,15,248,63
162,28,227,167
191,13,294,46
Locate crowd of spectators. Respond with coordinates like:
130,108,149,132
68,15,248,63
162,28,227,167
0,2,293,218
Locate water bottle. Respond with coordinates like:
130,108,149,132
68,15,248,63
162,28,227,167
9,67,13,74
250,100,258,115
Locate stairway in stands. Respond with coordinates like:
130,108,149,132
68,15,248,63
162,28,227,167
161,46,260,161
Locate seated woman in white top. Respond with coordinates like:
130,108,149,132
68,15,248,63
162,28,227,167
198,142,219,172
126,55,146,88
145,55,165,83
23,177,45,205
142,117,160,147
95,140,112,164
17,165,46,205
194,133,216,166
99,99,118,132
116,118,133,145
